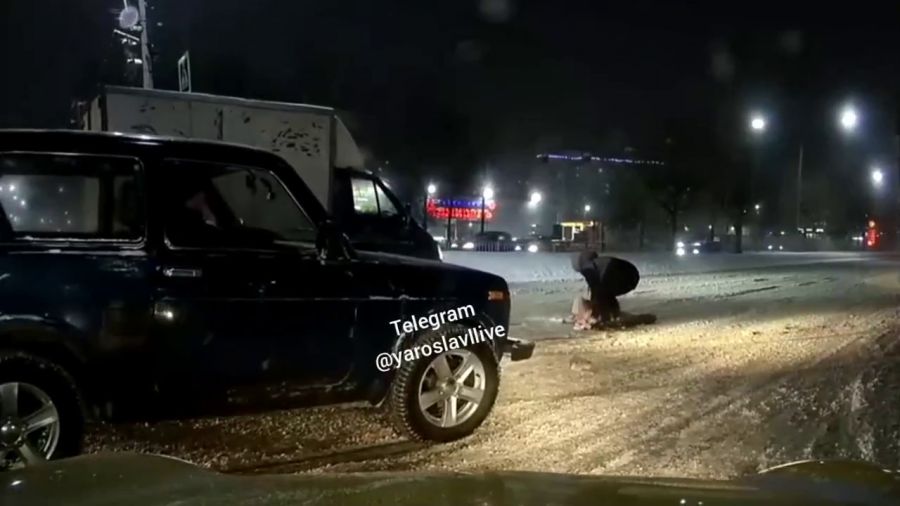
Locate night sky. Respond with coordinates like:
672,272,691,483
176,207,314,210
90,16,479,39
2,0,899,196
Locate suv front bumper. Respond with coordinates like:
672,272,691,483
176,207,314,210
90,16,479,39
503,337,535,361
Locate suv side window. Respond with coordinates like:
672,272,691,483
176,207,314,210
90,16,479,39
163,159,316,249
0,153,143,241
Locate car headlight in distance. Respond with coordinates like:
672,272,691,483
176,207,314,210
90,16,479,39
676,247,686,256
692,241,702,247
676,241,685,248
778,245,784,251
767,244,773,250
692,248,700,255
527,243,539,253
462,241,475,250
514,245,522,251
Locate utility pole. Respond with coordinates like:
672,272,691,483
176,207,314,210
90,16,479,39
137,0,154,89
480,196,486,233
446,201,453,245
796,144,803,231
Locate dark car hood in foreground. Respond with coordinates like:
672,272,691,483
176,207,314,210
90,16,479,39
355,249,508,295
3,453,899,506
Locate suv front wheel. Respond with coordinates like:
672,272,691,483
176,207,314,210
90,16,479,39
0,352,84,469
388,329,500,442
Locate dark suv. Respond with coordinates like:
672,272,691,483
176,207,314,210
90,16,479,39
0,130,533,469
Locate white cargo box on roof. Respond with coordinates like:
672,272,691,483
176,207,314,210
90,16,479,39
82,86,365,211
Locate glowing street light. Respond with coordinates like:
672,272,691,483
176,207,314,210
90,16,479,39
871,168,884,187
584,204,591,213
839,105,859,131
528,191,542,208
749,114,766,132
427,183,437,195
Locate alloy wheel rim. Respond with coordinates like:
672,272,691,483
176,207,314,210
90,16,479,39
0,382,60,469
417,349,486,428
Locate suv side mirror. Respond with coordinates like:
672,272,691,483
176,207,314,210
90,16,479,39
316,220,354,261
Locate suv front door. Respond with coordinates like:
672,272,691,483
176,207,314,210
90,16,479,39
154,160,357,406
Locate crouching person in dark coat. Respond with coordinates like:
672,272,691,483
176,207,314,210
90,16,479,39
572,251,640,325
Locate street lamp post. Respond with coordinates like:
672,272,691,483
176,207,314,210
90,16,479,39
740,113,766,253
795,144,803,231
481,186,494,234
446,197,453,246
796,105,860,233
424,183,436,229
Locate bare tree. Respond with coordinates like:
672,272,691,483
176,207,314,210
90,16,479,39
643,135,699,250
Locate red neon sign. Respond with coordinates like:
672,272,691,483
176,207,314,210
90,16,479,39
426,198,496,222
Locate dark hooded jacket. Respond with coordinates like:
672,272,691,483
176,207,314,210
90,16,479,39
572,251,639,296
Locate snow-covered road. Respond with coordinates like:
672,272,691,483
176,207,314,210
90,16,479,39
442,250,870,283
86,252,900,480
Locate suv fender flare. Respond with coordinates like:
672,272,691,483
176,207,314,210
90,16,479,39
0,316,89,385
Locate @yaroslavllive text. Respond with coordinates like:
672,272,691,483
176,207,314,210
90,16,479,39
376,305,506,372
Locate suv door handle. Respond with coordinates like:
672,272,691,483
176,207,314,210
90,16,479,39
163,267,203,278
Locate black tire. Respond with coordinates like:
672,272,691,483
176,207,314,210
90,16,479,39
0,352,84,467
388,328,500,442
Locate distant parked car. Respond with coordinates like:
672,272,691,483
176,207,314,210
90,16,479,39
462,231,516,252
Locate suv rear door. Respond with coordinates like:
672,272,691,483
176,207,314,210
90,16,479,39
0,151,153,397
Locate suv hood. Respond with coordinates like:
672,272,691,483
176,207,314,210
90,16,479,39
4,453,898,506
355,250,508,297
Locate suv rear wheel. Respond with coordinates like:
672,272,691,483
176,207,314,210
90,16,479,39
388,329,500,442
0,352,84,469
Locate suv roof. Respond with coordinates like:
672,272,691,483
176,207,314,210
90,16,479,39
0,129,329,225
0,129,288,169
